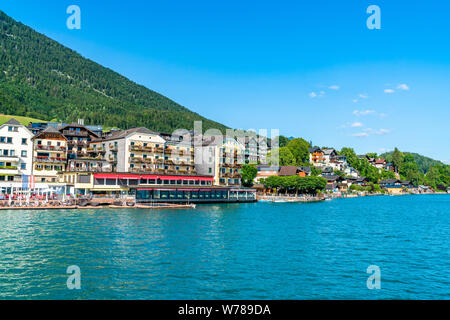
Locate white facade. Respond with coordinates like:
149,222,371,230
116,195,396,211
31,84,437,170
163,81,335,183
0,119,33,178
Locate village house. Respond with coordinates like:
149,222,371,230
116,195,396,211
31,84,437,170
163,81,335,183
379,179,412,195
255,166,279,183
278,166,309,177
0,119,34,190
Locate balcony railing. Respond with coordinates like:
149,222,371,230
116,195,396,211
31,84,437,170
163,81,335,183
62,130,89,137
0,166,18,170
129,157,153,164
34,157,67,164
35,145,66,152
130,145,153,152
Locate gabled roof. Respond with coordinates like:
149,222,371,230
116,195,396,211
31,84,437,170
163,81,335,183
323,175,341,182
93,127,160,143
298,166,311,173
379,179,400,184
3,118,21,126
257,166,280,172
322,149,336,156
59,123,100,138
309,147,322,153
278,166,299,176
33,126,67,140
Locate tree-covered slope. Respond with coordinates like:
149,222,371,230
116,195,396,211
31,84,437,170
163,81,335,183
0,10,228,132
381,151,444,174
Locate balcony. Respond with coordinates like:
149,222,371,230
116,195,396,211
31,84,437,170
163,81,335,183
62,130,89,137
220,163,243,169
0,165,18,170
34,156,67,164
129,167,155,173
154,147,165,153
0,155,19,162
35,145,66,152
130,145,153,152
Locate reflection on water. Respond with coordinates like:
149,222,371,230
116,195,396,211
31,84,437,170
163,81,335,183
0,195,449,299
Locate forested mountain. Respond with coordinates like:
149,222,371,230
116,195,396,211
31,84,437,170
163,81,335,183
381,151,444,174
0,10,228,132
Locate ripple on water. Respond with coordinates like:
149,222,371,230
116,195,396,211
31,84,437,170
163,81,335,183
0,195,449,299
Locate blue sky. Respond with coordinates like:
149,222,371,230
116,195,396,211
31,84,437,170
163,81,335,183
1,1,450,162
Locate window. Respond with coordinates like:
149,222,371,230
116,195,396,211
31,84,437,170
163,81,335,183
7,137,12,144
21,151,27,157
57,142,61,147
21,138,27,145
0,137,5,143
209,168,212,174
20,163,26,170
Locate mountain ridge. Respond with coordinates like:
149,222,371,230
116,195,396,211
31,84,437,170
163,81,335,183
0,10,228,133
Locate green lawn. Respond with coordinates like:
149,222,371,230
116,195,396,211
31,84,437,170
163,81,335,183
0,115,47,126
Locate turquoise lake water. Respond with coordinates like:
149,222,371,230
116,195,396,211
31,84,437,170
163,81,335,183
0,194,448,299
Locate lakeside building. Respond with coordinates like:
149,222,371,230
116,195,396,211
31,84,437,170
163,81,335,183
242,135,268,165
0,118,259,202
194,136,244,187
278,166,311,177
379,179,412,195
32,127,67,183
0,119,33,190
159,131,196,175
255,166,280,183
28,121,103,137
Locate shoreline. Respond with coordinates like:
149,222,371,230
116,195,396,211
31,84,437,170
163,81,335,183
0,192,447,210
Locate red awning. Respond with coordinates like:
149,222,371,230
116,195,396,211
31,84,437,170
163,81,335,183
94,173,214,182
94,174,119,179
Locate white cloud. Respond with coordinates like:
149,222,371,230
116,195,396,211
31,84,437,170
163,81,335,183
363,128,391,135
329,85,340,90
397,84,410,91
376,129,390,135
351,122,364,128
352,99,358,103
351,132,369,138
353,110,375,116
384,89,395,94
309,92,317,98
358,94,368,99
379,113,388,118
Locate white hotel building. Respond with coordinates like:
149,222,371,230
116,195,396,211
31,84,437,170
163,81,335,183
0,119,33,192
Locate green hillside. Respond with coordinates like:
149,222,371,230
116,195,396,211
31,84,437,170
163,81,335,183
381,151,444,173
0,114,46,126
0,10,228,133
